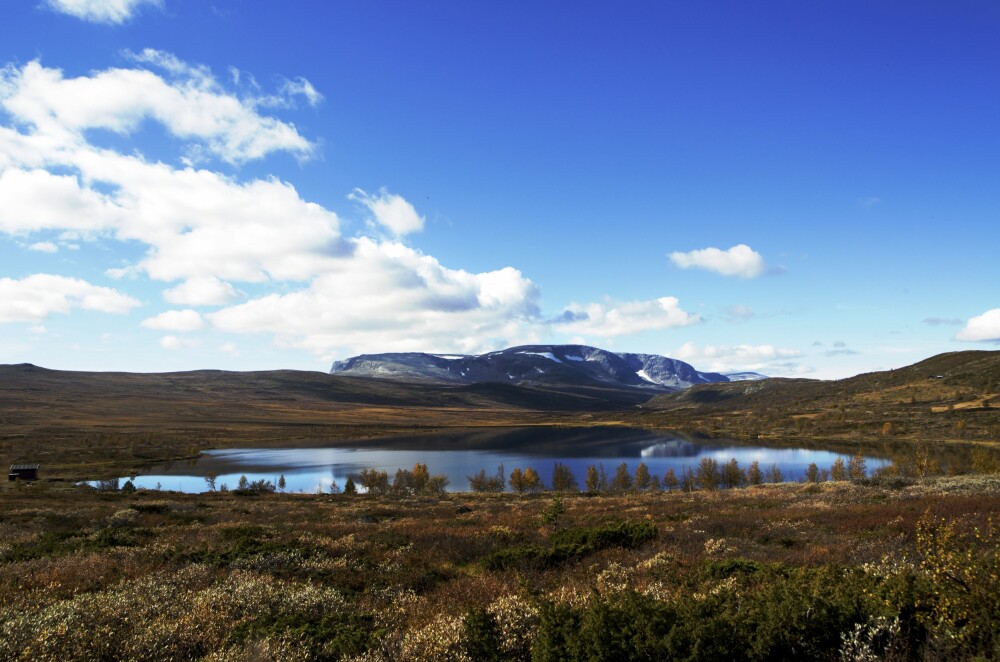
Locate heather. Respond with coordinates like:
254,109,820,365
3,473,999,660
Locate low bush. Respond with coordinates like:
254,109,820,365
482,520,657,572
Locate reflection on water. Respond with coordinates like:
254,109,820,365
108,427,889,493
639,439,702,458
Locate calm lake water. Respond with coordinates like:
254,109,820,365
110,427,890,493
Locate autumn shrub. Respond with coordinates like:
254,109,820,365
533,591,677,661
463,607,505,661
532,564,881,661
548,519,656,551
912,512,1000,658
482,520,656,572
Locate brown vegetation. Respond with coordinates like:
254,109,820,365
636,350,1000,446
2,476,999,660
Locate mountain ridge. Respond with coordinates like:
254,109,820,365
330,344,731,392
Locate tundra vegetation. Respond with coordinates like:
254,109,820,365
1,351,998,658
2,461,1000,661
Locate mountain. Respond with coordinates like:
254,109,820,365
723,371,769,382
330,344,729,392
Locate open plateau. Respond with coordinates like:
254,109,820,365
2,346,1000,660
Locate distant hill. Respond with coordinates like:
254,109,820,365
723,371,769,382
331,344,729,392
2,350,998,478
635,350,1000,444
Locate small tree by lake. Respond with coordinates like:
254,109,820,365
551,462,579,493
746,460,763,486
848,450,867,481
509,467,526,493
468,464,506,493
696,457,719,490
680,467,696,492
764,463,784,483
805,463,819,483
359,468,390,495
510,467,542,493
633,462,652,492
830,457,847,481
610,462,633,493
663,468,679,491
722,458,743,488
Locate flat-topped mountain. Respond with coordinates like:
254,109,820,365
330,344,730,392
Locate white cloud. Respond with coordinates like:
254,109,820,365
1,52,706,361
210,237,541,358
668,244,767,278
1,57,314,164
279,77,323,108
956,308,1000,343
28,241,58,253
554,297,700,337
0,168,123,234
45,0,162,24
140,309,204,332
0,274,138,323
163,276,238,306
160,334,200,350
350,188,425,236
0,56,334,291
674,341,803,374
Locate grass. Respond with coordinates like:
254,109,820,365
1,476,999,660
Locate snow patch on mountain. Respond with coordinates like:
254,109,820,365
636,369,657,384
519,351,562,363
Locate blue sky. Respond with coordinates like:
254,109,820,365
0,0,997,378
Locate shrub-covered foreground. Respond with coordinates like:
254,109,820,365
2,476,1000,660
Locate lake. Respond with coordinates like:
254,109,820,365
108,426,890,493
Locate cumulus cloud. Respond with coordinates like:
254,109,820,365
668,244,767,278
0,168,123,234
956,308,1000,343
0,274,138,323
140,309,204,332
0,56,341,285
160,334,200,350
209,238,542,357
45,0,162,24
674,341,803,374
163,277,238,306
350,188,426,236
553,297,700,338
0,51,699,360
1,56,314,164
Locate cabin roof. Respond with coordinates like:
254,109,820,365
10,464,40,471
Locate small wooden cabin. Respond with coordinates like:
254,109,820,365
8,464,39,481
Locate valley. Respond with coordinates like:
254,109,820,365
1,348,998,480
